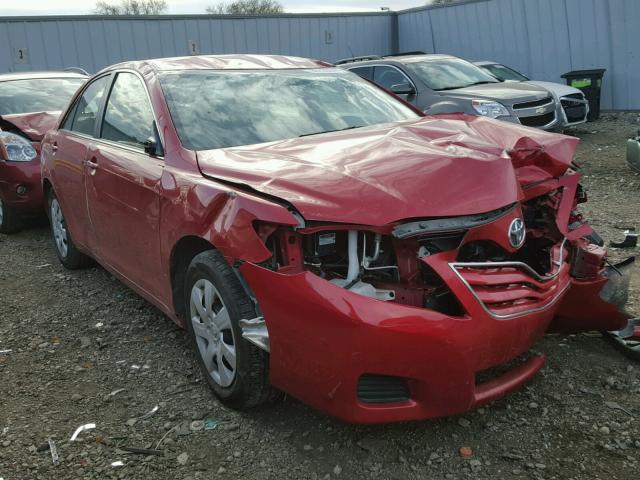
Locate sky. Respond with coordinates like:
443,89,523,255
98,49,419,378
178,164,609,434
0,0,429,16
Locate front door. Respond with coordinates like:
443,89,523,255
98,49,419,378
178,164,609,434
84,71,165,301
51,75,110,250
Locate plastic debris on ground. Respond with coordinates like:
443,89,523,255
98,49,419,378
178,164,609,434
138,405,159,420
108,388,125,397
48,438,59,465
120,446,163,456
69,423,96,441
610,229,638,248
204,419,219,430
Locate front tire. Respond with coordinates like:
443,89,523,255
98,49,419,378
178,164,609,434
0,198,23,234
47,190,92,269
184,250,273,410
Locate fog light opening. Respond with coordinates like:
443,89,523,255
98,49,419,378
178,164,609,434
357,374,410,404
16,185,28,196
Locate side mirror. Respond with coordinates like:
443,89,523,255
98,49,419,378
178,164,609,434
143,137,159,156
390,83,416,95
144,121,164,157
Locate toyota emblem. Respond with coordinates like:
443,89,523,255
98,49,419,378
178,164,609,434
508,218,526,248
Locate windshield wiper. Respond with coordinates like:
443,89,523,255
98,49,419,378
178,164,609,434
465,80,498,86
299,125,362,137
433,85,467,91
434,80,498,91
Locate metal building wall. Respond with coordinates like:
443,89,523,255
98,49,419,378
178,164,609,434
0,13,394,74
398,0,640,110
1,2,638,109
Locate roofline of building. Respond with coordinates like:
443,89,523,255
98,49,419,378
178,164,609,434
0,1,495,22
0,11,392,22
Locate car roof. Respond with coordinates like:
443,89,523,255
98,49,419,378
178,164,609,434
100,54,331,75
474,61,498,66
340,53,458,67
0,71,88,82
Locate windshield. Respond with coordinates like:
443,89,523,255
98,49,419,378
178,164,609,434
159,68,419,151
481,64,529,82
404,58,499,91
0,78,86,116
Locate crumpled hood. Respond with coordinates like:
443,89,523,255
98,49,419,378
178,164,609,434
197,114,578,226
443,82,550,103
0,111,61,141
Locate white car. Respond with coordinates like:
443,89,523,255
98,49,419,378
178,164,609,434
475,61,589,128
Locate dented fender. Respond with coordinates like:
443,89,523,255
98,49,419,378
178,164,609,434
159,169,300,317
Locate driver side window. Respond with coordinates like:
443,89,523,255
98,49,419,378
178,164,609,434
64,75,110,136
373,66,411,90
100,72,155,150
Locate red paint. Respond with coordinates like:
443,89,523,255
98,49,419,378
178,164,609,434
40,55,636,423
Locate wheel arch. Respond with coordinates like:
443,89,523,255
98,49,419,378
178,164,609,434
42,177,53,202
170,235,217,322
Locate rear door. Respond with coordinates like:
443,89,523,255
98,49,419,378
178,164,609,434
84,71,166,301
52,75,110,250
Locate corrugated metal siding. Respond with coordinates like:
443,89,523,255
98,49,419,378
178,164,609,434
1,2,639,109
399,0,640,110
0,13,394,74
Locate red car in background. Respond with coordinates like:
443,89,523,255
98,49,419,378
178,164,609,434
40,55,636,423
0,71,87,233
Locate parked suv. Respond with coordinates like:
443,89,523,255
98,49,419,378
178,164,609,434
337,53,560,130
41,55,635,424
474,61,589,128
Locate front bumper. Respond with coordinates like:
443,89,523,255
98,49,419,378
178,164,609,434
240,257,566,423
0,156,44,212
559,96,589,127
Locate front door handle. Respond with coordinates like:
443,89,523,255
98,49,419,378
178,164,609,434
85,158,99,170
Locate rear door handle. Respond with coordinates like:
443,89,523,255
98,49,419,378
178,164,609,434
51,142,58,153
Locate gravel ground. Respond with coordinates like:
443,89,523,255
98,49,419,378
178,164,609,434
1,113,639,480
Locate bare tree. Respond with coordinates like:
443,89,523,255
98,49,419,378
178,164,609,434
430,0,458,5
94,0,168,15
206,0,284,15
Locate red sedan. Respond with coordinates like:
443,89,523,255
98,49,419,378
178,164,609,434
40,55,635,423
0,71,87,233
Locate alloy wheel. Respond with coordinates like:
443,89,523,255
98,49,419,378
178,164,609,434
50,198,68,258
189,279,237,387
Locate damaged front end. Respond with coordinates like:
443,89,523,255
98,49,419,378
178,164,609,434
197,115,637,422
234,169,636,423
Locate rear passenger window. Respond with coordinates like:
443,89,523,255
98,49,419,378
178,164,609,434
349,66,374,81
373,66,411,90
65,75,110,136
100,72,154,150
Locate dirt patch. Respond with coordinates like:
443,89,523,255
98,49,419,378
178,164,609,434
1,113,639,479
